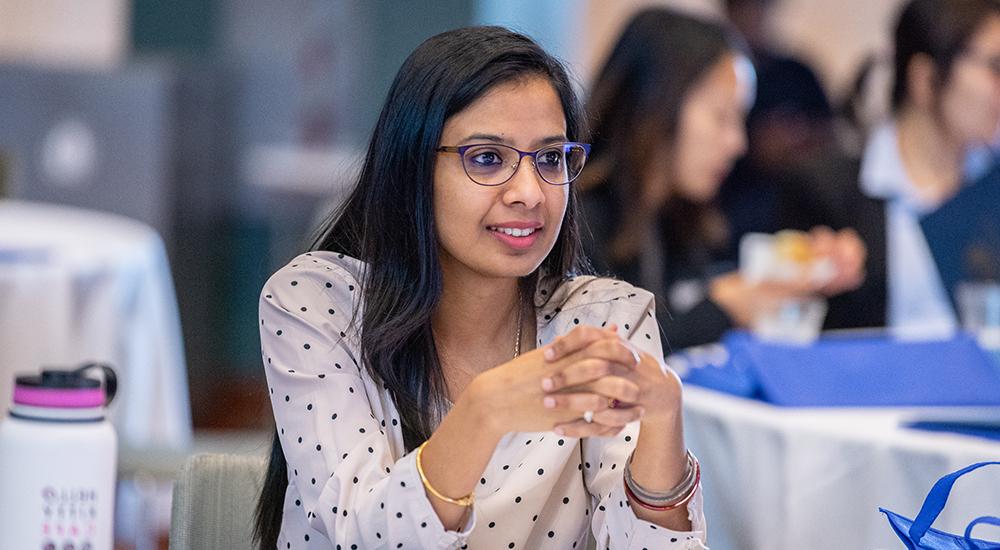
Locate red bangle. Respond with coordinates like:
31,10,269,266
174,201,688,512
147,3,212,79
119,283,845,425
623,458,700,512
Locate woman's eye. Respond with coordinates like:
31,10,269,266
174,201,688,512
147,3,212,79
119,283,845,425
538,150,563,167
469,150,504,166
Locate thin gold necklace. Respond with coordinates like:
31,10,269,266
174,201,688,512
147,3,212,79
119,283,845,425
441,293,523,407
514,286,524,359
513,296,523,359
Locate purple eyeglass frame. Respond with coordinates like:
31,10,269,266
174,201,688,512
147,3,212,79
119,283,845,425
436,142,591,186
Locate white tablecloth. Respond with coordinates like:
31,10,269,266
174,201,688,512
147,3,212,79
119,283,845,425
0,200,191,451
683,386,1000,550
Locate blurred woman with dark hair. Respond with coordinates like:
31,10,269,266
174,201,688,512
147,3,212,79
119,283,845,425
779,0,1000,335
579,8,866,351
253,25,707,550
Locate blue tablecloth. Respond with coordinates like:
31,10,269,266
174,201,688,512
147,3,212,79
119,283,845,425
678,331,1000,408
903,421,1000,442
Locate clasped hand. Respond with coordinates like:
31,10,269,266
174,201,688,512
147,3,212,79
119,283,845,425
469,325,682,439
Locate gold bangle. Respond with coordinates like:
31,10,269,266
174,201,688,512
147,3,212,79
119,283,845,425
415,441,475,507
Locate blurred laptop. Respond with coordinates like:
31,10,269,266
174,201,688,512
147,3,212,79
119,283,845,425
921,156,1000,305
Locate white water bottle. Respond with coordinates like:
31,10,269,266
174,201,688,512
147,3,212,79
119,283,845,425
0,364,118,550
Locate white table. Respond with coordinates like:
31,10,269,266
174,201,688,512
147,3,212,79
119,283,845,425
0,200,191,451
683,385,1000,550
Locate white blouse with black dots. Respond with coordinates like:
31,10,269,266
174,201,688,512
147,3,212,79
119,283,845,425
260,252,708,550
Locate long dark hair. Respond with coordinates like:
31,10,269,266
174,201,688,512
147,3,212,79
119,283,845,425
891,0,1000,112
254,25,589,549
579,8,748,265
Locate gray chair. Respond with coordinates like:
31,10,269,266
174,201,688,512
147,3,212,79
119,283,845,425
170,453,267,550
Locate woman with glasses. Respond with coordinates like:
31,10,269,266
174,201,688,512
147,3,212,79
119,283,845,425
578,8,867,351
253,26,706,550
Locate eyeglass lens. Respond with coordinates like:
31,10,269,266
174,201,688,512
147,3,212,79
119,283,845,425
462,143,587,185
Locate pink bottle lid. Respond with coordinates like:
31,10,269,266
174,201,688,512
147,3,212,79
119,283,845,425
11,365,116,409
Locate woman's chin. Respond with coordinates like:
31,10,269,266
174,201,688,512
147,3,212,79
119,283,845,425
494,257,548,279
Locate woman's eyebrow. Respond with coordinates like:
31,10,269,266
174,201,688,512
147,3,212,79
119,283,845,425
459,133,507,144
457,133,569,148
532,135,569,148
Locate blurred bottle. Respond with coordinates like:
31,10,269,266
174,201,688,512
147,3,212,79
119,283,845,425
0,364,118,550
958,282,1000,350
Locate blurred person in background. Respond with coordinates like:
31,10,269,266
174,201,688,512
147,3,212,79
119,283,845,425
254,25,708,550
719,0,846,261
777,0,1000,336
716,56,840,263
578,8,865,351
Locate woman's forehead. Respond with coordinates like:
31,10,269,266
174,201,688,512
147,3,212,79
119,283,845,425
442,77,567,144
968,15,1000,53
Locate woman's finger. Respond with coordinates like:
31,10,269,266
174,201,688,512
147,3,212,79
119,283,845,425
835,230,867,276
542,358,631,392
818,229,867,295
542,391,612,414
543,324,617,362
542,338,640,391
561,376,641,405
808,225,836,256
756,276,820,298
588,338,642,370
590,405,644,427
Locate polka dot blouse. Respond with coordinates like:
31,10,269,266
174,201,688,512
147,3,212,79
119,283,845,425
260,252,708,549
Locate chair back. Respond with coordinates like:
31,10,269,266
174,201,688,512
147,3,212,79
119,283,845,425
169,453,266,550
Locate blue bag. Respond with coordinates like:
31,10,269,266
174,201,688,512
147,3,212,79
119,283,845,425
880,462,1000,549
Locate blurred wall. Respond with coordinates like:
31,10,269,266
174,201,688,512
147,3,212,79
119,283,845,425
0,0,130,68
132,0,216,56
770,0,904,100
581,0,720,87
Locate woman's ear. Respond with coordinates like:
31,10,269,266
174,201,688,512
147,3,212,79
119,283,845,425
905,52,939,111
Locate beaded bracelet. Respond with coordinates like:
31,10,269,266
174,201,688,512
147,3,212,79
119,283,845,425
623,450,701,511
415,441,475,507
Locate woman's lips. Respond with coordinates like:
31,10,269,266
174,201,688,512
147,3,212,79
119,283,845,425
487,224,542,250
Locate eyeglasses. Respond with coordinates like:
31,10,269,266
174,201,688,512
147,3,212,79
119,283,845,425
436,142,591,186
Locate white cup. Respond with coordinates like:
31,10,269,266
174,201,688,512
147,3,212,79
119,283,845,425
751,296,828,345
956,281,1000,350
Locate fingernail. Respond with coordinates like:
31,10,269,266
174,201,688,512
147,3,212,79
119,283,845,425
541,378,554,391
543,396,556,408
554,427,565,435
543,347,555,361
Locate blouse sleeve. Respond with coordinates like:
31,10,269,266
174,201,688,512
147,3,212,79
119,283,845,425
580,287,708,549
260,256,476,549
